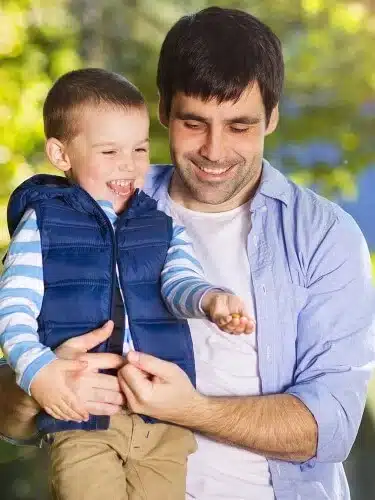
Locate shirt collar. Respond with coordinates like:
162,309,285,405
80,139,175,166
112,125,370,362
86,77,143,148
252,159,290,209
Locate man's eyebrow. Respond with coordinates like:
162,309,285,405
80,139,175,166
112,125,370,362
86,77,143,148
174,111,208,123
225,116,261,125
173,111,261,125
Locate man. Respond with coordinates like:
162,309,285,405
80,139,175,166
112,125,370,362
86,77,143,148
1,6,374,499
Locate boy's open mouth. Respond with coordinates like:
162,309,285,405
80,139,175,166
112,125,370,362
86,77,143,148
107,179,134,197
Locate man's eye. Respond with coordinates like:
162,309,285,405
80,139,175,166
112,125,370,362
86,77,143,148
230,126,249,133
184,121,201,129
135,148,148,153
102,150,116,155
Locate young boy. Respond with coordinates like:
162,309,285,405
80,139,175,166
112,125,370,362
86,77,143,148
0,68,254,499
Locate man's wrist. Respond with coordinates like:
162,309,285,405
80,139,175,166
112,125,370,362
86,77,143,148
0,429,43,448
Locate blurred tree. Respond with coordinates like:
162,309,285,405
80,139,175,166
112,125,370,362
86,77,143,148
0,1,375,497
0,0,81,243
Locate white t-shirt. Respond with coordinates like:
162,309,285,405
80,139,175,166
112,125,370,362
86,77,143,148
167,197,275,500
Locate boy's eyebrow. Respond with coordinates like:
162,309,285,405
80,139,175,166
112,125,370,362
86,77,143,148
92,141,117,148
92,138,149,148
135,138,149,145
174,111,261,125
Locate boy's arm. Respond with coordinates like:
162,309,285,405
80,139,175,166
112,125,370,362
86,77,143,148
0,208,56,395
161,222,226,318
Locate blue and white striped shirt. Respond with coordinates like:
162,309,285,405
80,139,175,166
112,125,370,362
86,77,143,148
0,199,215,394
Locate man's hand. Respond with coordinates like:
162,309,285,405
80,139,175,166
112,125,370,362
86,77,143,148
202,292,255,334
118,351,201,423
118,351,317,462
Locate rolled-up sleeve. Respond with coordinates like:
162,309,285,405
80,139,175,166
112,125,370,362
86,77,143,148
285,209,375,466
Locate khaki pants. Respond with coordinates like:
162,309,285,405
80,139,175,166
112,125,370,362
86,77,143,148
49,412,197,500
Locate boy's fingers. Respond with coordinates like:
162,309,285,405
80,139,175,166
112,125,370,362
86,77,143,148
62,321,114,353
60,359,88,372
45,407,62,421
49,405,69,421
59,399,85,422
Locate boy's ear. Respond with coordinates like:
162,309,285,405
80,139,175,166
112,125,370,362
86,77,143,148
45,138,72,173
158,97,169,128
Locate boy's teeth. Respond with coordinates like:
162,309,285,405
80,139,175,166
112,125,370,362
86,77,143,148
107,180,134,196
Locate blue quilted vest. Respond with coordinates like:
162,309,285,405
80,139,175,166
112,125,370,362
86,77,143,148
7,174,196,434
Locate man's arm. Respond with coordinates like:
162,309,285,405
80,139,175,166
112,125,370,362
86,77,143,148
0,360,40,440
119,351,317,461
119,209,374,464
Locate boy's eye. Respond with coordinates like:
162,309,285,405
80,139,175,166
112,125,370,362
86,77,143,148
135,148,148,153
102,150,116,155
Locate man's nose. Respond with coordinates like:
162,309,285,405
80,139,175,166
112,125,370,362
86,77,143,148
199,128,223,162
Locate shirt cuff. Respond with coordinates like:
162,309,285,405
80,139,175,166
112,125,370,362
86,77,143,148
285,383,345,467
18,350,57,395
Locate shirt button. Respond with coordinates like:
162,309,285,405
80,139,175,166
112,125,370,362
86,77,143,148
266,345,271,361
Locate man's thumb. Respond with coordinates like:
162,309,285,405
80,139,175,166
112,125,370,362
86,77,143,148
126,351,173,379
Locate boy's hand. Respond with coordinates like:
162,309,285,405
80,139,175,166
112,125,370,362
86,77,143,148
202,292,255,335
30,358,89,422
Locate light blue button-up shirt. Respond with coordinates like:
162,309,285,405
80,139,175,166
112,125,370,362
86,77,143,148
144,159,375,500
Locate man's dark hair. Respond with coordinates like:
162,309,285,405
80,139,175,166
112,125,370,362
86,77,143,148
44,68,145,141
157,7,284,124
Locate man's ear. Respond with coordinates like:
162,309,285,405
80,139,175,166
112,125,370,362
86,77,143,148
265,104,279,136
45,138,72,173
158,96,169,128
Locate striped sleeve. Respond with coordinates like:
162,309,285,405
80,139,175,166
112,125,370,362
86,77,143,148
0,208,56,394
161,221,224,318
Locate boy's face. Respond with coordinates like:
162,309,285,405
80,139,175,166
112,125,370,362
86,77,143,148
59,105,150,214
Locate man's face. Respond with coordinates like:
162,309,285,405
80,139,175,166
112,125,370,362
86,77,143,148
165,82,278,211
63,105,150,214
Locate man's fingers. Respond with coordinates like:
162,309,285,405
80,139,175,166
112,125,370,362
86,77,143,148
119,363,152,396
126,351,176,380
63,321,114,352
79,352,125,371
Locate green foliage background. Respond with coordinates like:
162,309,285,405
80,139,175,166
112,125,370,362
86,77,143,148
0,0,375,498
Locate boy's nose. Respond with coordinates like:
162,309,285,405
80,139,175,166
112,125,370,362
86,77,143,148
118,162,134,172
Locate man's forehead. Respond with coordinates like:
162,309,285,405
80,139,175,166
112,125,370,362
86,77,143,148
171,83,264,118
